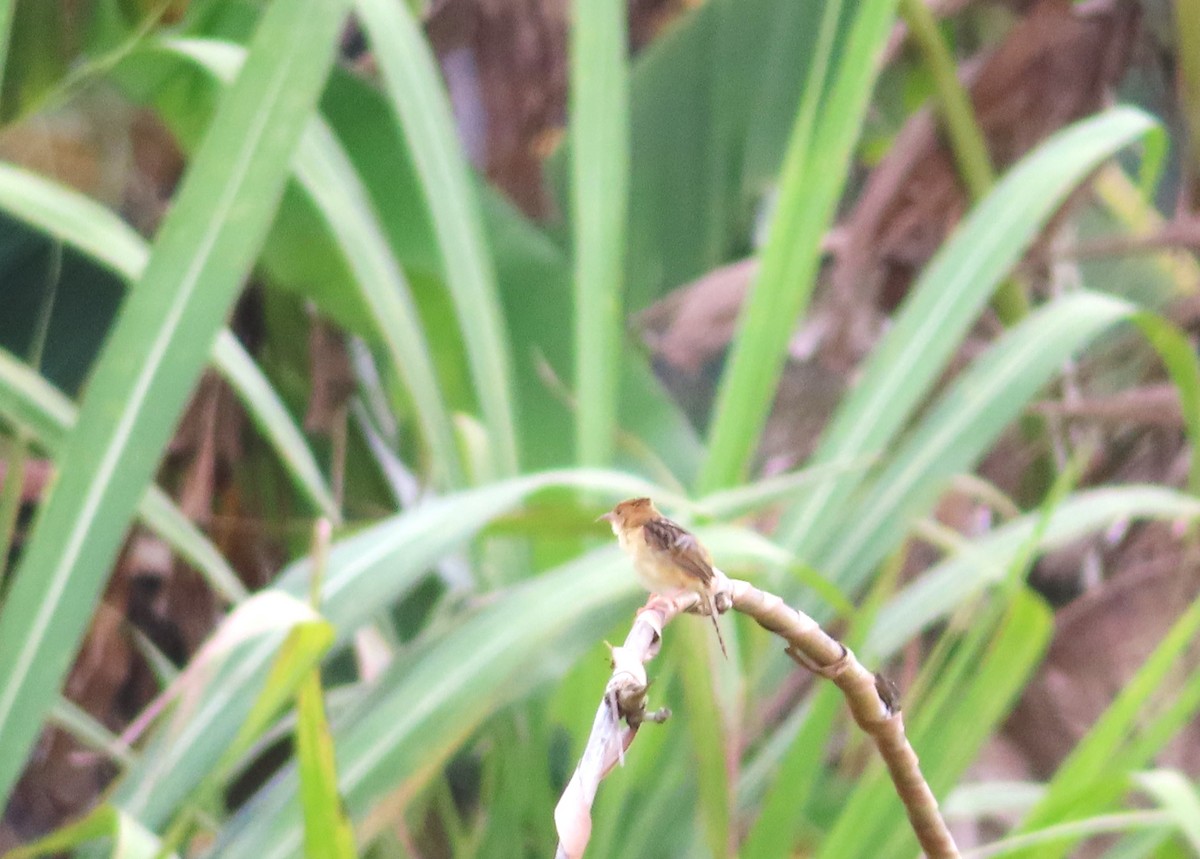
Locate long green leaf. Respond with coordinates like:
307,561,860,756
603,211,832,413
0,345,246,603
0,0,348,803
778,107,1161,555
107,468,666,827
0,163,149,270
817,588,1052,859
0,0,14,99
866,486,1200,660
0,161,339,519
0,803,175,859
1017,589,1200,852
698,0,897,491
820,292,1137,588
48,697,137,770
354,0,519,477
296,671,358,859
570,0,629,466
1136,771,1200,853
158,36,465,488
206,547,635,858
971,812,1172,859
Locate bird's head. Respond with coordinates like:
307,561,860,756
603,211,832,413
597,497,658,533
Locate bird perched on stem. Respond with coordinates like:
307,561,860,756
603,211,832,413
598,497,727,658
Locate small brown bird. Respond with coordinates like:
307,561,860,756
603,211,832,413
598,497,727,657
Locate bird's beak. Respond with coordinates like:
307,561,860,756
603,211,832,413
596,511,616,524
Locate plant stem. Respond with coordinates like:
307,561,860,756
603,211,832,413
899,0,1029,323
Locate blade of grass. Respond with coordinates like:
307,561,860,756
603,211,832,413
898,0,992,198
106,468,666,827
875,591,1056,857
0,0,13,93
1135,771,1200,853
1016,588,1200,853
158,36,466,488
1129,312,1200,492
296,671,358,859
696,456,875,520
777,107,1161,557
739,682,842,856
203,546,636,858
0,431,26,579
820,291,1139,589
1,803,174,859
866,486,1200,660
943,781,1046,820
0,161,339,519
216,619,337,785
0,345,247,603
897,0,1028,323
699,0,895,492
48,697,137,770
969,812,1172,859
569,0,629,466
1174,0,1200,186
0,0,348,803
354,0,519,477
1123,662,1200,784
211,333,341,519
674,622,735,858
818,587,1053,859
902,448,1085,747
1097,827,1177,859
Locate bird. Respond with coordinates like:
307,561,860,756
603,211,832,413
598,497,727,658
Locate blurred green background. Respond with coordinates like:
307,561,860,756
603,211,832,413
3,0,1200,857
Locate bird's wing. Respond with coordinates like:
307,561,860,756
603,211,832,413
643,518,714,585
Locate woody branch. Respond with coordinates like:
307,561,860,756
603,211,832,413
552,573,960,859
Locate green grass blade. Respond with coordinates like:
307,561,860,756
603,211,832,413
739,681,842,856
354,0,519,477
1,803,175,859
48,697,137,770
296,670,358,859
696,456,875,520
219,620,337,779
211,332,340,520
293,119,465,486
820,291,1138,589
698,0,897,492
0,162,149,272
0,0,13,98
942,780,1046,820
204,548,635,858
0,161,339,518
817,588,1053,859
0,0,348,803
0,344,75,443
777,107,1161,554
1135,771,1200,853
1017,590,1200,850
676,623,734,858
1129,312,1200,492
0,345,247,603
972,812,1172,859
106,469,666,827
159,36,466,488
570,0,629,466
866,486,1200,660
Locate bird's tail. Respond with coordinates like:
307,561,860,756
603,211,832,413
705,593,728,659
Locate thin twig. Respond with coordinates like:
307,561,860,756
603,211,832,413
1063,221,1200,259
552,575,960,859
